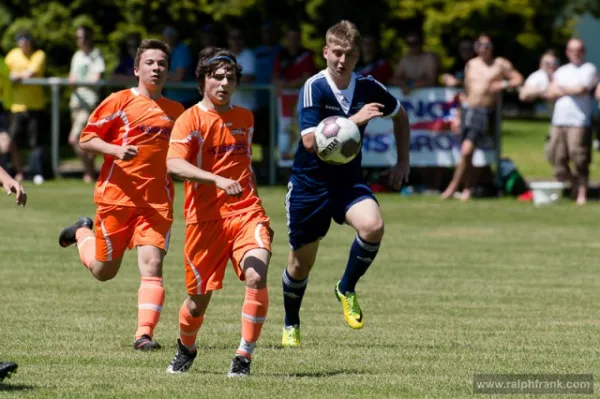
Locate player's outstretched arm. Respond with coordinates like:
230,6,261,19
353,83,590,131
167,158,243,197
79,137,139,161
381,106,410,190
0,166,27,206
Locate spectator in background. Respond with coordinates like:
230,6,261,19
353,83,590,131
162,26,198,108
273,26,317,92
272,26,317,163
0,51,11,171
393,32,440,93
68,25,105,183
441,33,523,201
5,30,46,184
519,50,559,162
255,21,281,87
111,33,140,83
442,37,475,88
254,21,283,182
227,26,257,112
519,50,559,103
547,38,597,205
355,33,394,84
190,23,220,64
200,23,219,49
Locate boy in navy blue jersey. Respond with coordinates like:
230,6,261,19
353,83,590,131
281,20,411,346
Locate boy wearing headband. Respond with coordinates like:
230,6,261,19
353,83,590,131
166,47,272,377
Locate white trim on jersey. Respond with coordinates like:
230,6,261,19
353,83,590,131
323,69,357,114
196,103,232,112
301,127,317,136
364,75,388,91
130,87,164,100
384,100,402,119
302,71,325,107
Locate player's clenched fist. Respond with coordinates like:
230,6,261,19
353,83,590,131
116,145,139,161
349,103,384,126
216,176,243,197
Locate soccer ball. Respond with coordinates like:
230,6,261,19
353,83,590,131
314,116,362,165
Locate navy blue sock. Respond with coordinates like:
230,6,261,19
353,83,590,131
282,268,308,327
339,235,380,294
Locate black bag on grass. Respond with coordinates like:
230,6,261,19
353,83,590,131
498,158,529,196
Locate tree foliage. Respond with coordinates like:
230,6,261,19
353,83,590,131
0,0,596,78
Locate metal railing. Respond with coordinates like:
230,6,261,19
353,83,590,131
17,78,279,184
15,79,503,188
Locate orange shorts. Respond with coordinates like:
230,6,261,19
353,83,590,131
184,209,272,295
95,205,173,262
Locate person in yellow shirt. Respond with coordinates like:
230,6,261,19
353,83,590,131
4,30,46,184
0,53,11,171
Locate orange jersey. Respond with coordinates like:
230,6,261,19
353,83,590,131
167,103,263,223
80,88,185,210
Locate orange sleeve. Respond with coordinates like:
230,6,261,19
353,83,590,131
248,110,255,156
80,92,123,143
167,111,197,162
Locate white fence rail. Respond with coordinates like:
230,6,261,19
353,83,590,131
18,78,278,184
16,79,503,186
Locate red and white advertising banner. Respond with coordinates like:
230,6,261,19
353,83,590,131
277,87,497,168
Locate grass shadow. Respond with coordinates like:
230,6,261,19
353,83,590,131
265,370,363,378
0,383,35,392
188,370,365,378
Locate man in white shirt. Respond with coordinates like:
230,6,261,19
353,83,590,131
519,50,559,104
519,50,559,161
68,26,105,183
547,38,597,205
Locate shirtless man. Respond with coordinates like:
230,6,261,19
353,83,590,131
441,33,523,200
393,32,440,93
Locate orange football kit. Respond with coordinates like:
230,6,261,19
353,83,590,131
167,103,271,295
80,88,184,261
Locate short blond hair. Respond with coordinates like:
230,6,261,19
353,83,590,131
326,20,361,48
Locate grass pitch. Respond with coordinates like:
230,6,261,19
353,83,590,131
1,179,599,397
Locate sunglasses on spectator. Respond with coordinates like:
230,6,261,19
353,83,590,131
15,34,31,41
476,42,492,49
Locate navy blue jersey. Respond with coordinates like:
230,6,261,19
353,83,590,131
293,69,400,186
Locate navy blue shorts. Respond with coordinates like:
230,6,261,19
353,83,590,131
285,176,377,250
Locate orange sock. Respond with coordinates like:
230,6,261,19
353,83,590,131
236,287,269,359
179,304,204,351
75,228,95,269
135,277,165,339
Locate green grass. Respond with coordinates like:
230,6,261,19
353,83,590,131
1,182,599,398
502,118,600,180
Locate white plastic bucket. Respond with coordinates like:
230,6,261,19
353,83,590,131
530,181,566,206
